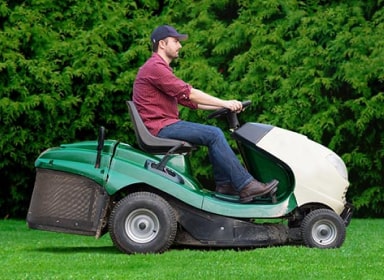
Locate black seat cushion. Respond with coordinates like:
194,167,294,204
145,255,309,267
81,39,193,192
126,101,194,154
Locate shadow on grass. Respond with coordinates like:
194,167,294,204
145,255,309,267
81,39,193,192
171,242,302,252
31,245,120,254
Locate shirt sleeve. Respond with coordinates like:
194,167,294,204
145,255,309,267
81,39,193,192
151,62,198,109
176,84,198,109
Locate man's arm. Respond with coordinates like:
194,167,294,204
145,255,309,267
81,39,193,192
197,104,222,110
189,88,243,112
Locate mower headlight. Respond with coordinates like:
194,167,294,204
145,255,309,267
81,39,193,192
326,153,348,180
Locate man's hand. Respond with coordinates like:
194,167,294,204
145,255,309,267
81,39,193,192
223,100,243,112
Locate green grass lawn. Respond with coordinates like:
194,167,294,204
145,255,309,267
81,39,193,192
1,219,383,279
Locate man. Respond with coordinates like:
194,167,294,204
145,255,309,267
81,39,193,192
133,25,278,203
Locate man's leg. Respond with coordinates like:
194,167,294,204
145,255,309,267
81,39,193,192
158,121,252,190
158,121,278,202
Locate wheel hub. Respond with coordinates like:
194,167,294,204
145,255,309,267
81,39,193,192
312,220,337,245
125,209,160,243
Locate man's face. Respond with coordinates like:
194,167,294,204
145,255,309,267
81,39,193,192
161,37,182,60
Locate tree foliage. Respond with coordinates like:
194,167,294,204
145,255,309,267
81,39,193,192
0,0,383,218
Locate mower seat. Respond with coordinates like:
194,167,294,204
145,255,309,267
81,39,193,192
126,101,195,154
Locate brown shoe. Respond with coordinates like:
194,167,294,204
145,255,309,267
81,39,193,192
240,179,279,203
215,184,238,195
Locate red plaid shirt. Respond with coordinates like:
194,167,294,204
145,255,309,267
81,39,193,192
133,53,197,136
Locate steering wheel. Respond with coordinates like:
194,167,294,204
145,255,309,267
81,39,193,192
207,100,251,119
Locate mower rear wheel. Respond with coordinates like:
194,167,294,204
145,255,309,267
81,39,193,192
301,208,346,249
109,192,177,254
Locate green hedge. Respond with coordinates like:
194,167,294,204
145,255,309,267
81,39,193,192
0,0,383,218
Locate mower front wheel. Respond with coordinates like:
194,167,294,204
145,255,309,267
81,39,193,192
301,208,346,249
109,192,177,254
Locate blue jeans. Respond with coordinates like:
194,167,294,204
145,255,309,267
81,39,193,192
157,121,253,191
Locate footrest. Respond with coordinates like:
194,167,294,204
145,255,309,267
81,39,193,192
213,192,277,204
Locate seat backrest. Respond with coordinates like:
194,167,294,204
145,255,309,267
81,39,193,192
126,101,194,154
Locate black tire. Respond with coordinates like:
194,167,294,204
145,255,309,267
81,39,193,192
301,209,346,249
109,192,177,254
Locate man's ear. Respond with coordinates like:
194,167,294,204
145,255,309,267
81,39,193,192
159,39,168,49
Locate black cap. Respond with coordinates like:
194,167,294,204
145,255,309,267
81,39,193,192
151,25,188,44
